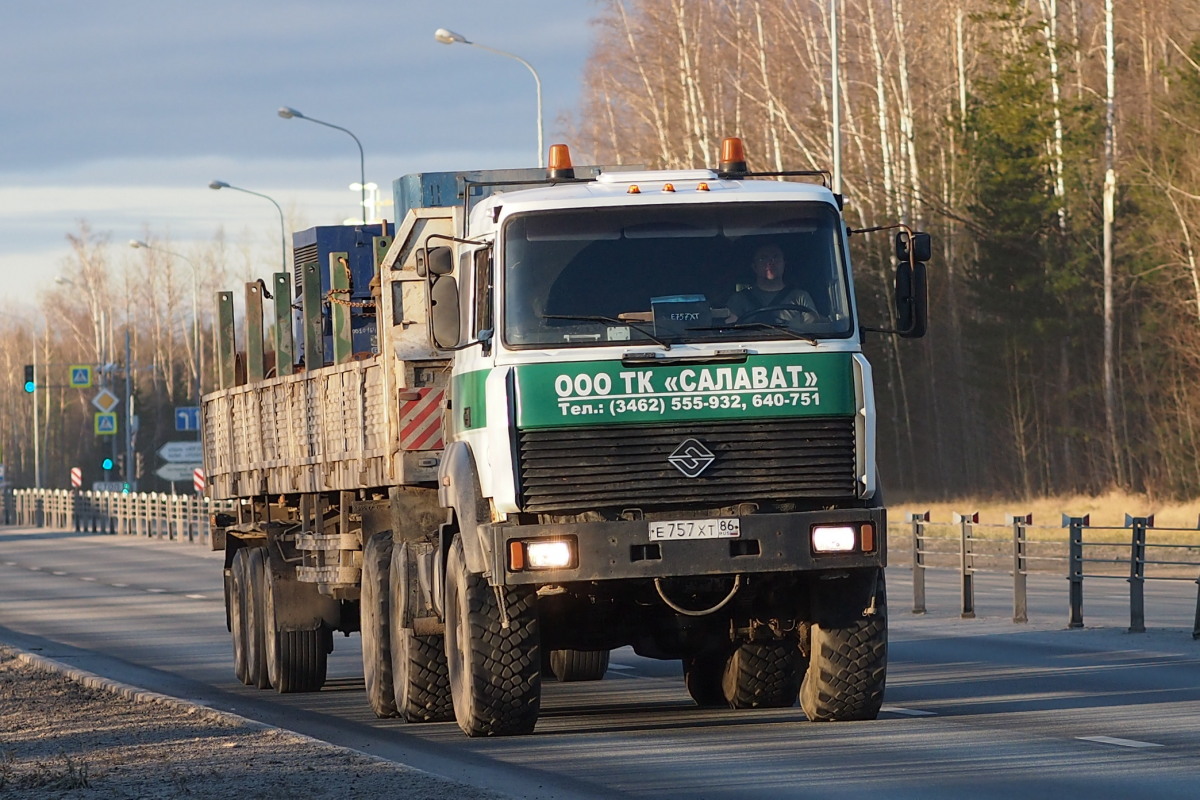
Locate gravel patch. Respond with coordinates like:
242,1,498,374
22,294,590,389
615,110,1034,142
0,645,507,799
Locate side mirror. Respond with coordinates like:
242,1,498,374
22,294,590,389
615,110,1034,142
430,275,461,348
896,231,931,263
894,260,928,338
427,246,454,276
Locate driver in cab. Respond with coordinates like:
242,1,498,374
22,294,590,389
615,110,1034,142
725,243,818,325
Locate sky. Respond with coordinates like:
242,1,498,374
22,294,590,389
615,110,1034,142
0,1,603,305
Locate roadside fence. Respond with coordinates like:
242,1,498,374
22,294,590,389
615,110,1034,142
904,511,1200,637
1,488,233,545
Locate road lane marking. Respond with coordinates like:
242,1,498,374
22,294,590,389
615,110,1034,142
607,664,634,671
52,571,68,576
1077,736,1163,749
186,594,207,600
3,561,15,566
81,577,97,582
146,588,167,594
110,583,128,588
881,706,938,717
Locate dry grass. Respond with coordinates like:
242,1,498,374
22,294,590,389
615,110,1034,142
891,490,1200,532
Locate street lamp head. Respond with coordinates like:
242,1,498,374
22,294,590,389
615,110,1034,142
129,239,148,250
278,106,303,120
209,180,229,190
435,28,469,45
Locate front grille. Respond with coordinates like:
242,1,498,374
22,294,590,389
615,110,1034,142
517,417,858,513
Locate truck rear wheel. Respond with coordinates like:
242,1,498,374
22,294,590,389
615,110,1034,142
800,570,887,722
721,642,802,709
444,535,541,737
548,649,610,682
245,547,272,689
264,567,329,693
683,653,729,707
228,552,250,685
361,531,398,718
389,540,452,722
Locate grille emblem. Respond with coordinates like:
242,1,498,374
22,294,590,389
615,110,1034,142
668,438,716,478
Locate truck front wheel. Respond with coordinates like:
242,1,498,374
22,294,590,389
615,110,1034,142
444,534,541,736
800,570,887,722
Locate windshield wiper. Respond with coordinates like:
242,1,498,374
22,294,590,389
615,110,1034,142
541,314,671,350
689,322,818,346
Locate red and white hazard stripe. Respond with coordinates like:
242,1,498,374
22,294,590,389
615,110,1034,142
399,388,445,451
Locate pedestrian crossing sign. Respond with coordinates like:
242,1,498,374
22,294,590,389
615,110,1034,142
94,412,117,435
69,365,93,388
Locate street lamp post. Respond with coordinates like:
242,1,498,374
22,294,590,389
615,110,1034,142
129,240,201,410
434,27,544,167
208,180,288,276
277,107,368,223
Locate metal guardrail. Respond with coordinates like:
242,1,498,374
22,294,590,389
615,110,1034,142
1,488,233,545
907,511,1200,637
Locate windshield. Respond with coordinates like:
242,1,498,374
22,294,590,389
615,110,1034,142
502,201,852,349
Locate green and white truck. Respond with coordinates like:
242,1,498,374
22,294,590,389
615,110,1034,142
203,137,930,737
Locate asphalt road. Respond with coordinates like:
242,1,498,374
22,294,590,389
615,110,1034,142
2,525,1200,799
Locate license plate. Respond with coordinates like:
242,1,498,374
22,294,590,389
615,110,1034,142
647,518,740,541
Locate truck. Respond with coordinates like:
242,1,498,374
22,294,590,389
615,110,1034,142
202,136,930,737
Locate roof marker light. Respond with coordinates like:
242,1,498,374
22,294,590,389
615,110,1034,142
719,137,748,177
662,183,676,193
547,143,575,180
697,182,710,191
627,185,641,194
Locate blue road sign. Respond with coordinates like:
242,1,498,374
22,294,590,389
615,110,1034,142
69,365,93,388
95,412,117,435
175,406,200,432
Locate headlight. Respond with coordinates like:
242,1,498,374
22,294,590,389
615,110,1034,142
811,525,857,553
508,538,577,571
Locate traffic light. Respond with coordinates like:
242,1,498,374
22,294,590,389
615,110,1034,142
22,365,34,393
115,454,125,478
101,456,114,471
135,452,144,479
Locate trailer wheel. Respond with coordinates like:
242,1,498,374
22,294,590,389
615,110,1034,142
228,552,251,685
549,649,610,682
721,642,802,709
361,531,398,718
800,569,887,722
389,540,452,722
245,547,272,689
683,653,729,707
444,534,540,737
264,567,329,693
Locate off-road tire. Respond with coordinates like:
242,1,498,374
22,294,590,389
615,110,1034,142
245,547,272,689
389,540,453,722
361,531,398,718
228,554,250,685
264,565,329,693
721,642,802,709
444,535,540,737
800,570,887,722
684,652,729,707
548,649,610,682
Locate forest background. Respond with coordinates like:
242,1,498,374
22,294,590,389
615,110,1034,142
3,0,1199,502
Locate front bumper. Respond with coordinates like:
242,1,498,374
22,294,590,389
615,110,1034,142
487,507,886,586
